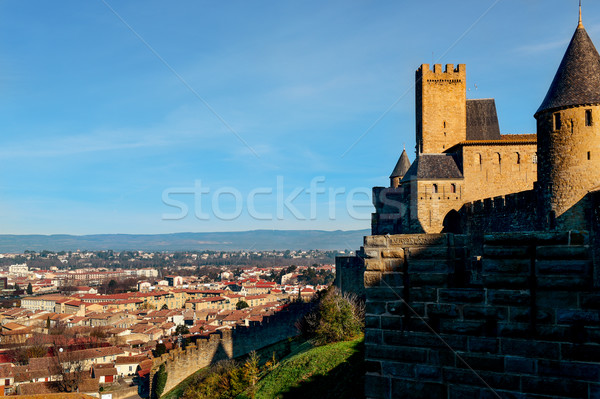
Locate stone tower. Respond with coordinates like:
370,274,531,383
415,63,466,154
389,148,410,188
535,9,600,229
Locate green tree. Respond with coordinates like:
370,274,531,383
26,283,33,295
152,364,168,399
153,343,167,358
298,288,364,346
107,279,117,294
236,300,249,310
175,324,190,335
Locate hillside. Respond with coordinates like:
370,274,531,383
0,229,369,252
254,336,364,399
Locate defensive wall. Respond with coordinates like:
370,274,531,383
148,302,312,396
360,230,600,398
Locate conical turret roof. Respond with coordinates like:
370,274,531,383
536,21,600,116
390,149,411,178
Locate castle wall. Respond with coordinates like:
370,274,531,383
537,105,600,230
363,231,600,399
416,64,466,154
335,255,366,297
461,142,537,203
413,179,464,234
148,303,312,396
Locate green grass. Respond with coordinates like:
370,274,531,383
255,335,365,399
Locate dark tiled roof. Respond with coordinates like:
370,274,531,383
401,154,463,181
466,99,501,140
536,24,600,116
389,149,411,178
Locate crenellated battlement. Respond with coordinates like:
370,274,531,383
417,63,465,76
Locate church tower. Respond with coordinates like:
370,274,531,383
415,64,467,154
535,6,600,229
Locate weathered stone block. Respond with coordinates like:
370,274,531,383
408,260,451,273
505,356,536,374
410,273,449,286
536,245,589,259
501,338,559,359
364,271,382,287
366,287,401,301
381,249,404,258
439,288,485,303
463,305,507,321
366,328,383,345
366,300,387,315
407,246,449,259
481,274,528,288
557,309,600,324
482,258,530,274
468,337,499,353
366,344,428,363
538,359,600,381
520,376,588,397
365,316,380,328
381,315,403,330
536,259,590,274
382,272,404,287
380,361,414,378
482,245,529,258
456,353,504,373
439,319,485,335
365,235,387,247
414,364,442,381
426,303,460,318
388,234,447,247
487,289,530,306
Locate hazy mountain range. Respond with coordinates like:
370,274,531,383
0,229,370,252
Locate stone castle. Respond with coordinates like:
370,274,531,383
337,7,600,399
373,8,600,236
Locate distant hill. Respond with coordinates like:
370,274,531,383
0,229,370,252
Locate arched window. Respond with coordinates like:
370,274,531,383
450,184,456,193
433,184,438,194
495,153,501,164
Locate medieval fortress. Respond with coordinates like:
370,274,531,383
338,8,600,399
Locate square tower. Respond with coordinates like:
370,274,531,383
415,64,467,154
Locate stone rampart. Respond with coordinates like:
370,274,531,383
149,302,312,396
364,231,600,398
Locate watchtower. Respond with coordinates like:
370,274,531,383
535,10,600,229
415,63,467,154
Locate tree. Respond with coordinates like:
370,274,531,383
175,324,190,335
152,364,168,399
153,342,167,358
236,300,249,310
26,283,33,295
297,287,364,346
107,279,118,294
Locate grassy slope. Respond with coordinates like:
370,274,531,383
255,336,365,399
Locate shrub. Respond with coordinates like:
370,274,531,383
297,287,364,346
152,364,168,399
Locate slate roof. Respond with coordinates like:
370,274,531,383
390,149,411,178
466,99,501,140
536,23,600,116
401,154,463,182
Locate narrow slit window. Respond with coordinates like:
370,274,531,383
516,152,521,164
586,109,593,126
588,151,591,160
553,113,561,131
433,184,438,194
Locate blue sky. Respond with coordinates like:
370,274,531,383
0,0,595,234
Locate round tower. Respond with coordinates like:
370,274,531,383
389,148,411,188
535,8,600,229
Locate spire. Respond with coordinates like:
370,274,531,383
579,0,583,28
390,149,411,179
535,10,600,116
